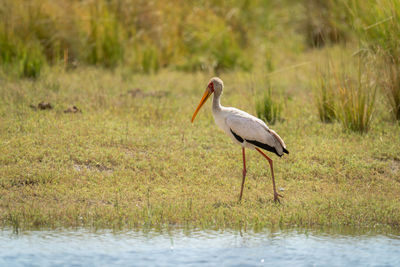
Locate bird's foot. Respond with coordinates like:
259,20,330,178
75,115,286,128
274,192,283,203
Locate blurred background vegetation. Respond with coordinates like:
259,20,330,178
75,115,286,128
0,0,354,75
0,0,397,73
0,0,399,129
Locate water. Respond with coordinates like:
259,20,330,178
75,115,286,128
1,228,400,266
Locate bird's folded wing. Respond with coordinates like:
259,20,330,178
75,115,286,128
225,114,278,149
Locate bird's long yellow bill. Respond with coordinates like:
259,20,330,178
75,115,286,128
191,89,212,123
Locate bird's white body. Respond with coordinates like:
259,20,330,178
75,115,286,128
212,92,287,157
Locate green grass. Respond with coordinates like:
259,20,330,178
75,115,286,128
86,3,124,68
341,0,400,121
339,55,378,133
256,86,282,125
383,61,400,121
0,58,399,231
317,56,378,133
314,71,336,123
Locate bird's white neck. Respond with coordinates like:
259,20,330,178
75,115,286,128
212,92,222,112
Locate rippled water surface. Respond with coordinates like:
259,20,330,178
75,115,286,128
1,228,400,266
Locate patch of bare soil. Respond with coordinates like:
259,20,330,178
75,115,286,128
73,161,113,175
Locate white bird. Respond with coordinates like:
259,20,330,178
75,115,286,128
191,77,289,202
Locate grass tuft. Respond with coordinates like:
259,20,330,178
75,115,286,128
336,59,377,133
383,62,400,121
314,71,336,123
342,0,400,120
18,43,45,79
0,31,45,79
141,46,160,74
256,85,282,125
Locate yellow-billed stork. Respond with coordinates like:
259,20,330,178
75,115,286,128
191,77,289,202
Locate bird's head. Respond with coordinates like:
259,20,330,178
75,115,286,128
191,77,223,123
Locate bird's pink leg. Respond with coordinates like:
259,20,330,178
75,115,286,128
239,147,247,201
255,148,283,203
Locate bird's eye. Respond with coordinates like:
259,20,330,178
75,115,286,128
208,83,214,92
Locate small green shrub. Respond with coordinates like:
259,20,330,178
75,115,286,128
180,11,251,74
256,87,282,125
211,35,252,73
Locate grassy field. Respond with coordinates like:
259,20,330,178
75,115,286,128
1,0,400,232
1,44,399,231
